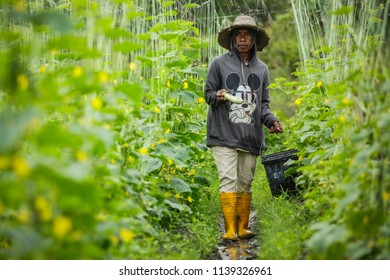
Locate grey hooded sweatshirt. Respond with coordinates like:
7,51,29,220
204,47,278,156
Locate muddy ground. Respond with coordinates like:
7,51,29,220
210,210,258,260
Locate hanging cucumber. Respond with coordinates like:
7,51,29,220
223,92,243,104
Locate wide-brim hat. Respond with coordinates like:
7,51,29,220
218,15,270,51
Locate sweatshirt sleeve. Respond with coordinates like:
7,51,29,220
204,58,221,107
261,69,279,128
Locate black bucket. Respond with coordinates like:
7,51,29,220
261,149,299,196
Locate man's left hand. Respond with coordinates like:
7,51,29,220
270,121,283,134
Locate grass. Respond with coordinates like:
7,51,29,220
253,159,306,259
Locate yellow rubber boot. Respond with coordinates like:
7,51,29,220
220,192,238,241
237,192,255,239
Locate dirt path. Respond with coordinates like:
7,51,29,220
211,210,258,260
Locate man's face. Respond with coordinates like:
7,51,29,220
234,28,253,55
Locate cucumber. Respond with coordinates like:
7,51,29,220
223,92,243,104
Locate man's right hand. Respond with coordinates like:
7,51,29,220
216,89,227,102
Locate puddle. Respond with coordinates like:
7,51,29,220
217,239,257,260
213,210,258,260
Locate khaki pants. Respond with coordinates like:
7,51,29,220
211,146,257,193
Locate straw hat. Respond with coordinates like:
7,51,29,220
218,15,270,51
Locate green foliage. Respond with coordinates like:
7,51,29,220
0,0,218,259
253,169,306,260
272,0,390,259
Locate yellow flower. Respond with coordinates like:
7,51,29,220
52,216,72,239
17,209,30,223
196,97,205,104
109,235,119,246
324,98,330,104
167,159,173,166
188,169,196,176
14,0,27,12
339,115,346,123
123,143,129,148
127,156,134,162
175,193,181,199
129,62,136,71
316,80,323,87
1,239,11,249
76,150,87,162
342,97,352,105
183,81,189,89
39,65,46,73
73,66,83,77
294,99,302,105
140,147,148,155
382,192,390,202
153,106,161,113
187,196,193,203
35,196,52,221
110,159,116,164
157,139,165,144
12,156,30,178
166,80,171,88
17,74,29,91
98,71,109,83
165,128,171,134
91,97,103,110
0,155,10,170
164,192,171,198
71,230,83,241
95,212,107,222
150,143,155,149
120,228,135,243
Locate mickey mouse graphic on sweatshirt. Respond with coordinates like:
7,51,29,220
225,72,261,125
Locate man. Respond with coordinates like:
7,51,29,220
204,15,283,241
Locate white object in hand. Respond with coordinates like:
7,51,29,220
223,92,243,104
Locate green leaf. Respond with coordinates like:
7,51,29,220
165,60,190,69
159,32,180,41
32,10,73,33
170,177,191,193
33,124,81,154
114,83,142,106
0,226,50,258
127,10,146,20
194,176,210,186
104,28,131,38
0,108,39,154
268,82,279,89
369,17,384,23
142,156,162,174
184,4,200,9
167,106,193,114
163,1,175,7
330,6,354,16
113,41,143,53
165,199,185,211
172,90,198,104
136,55,158,66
